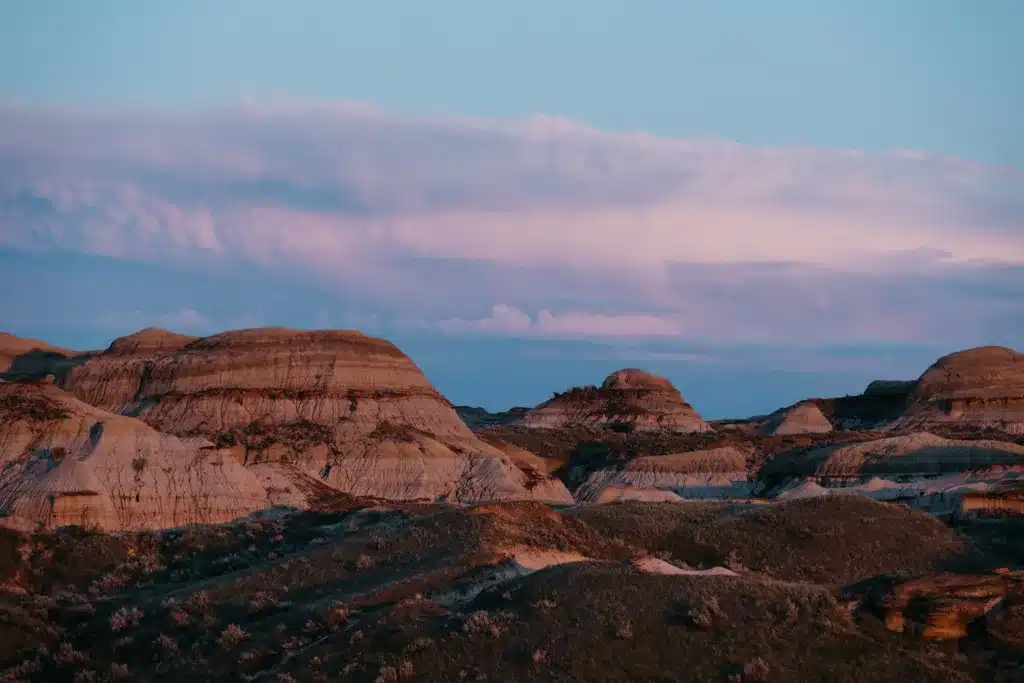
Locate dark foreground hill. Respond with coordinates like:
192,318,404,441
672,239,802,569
1,494,1020,683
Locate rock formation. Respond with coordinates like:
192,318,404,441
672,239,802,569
0,381,270,531
455,405,529,429
849,572,1024,641
59,327,572,505
0,332,85,378
959,481,1024,516
764,432,1024,479
759,401,833,436
574,446,751,502
522,369,712,433
895,346,1024,434
807,380,915,430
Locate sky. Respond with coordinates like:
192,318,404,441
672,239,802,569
0,0,1022,417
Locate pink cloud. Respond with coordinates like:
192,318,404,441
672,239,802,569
0,102,1021,348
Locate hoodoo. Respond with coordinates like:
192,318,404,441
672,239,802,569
522,368,712,432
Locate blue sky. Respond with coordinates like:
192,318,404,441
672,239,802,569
0,1,1021,417
3,0,1021,165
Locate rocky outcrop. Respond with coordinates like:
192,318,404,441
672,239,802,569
56,328,197,410
759,401,833,436
0,381,270,530
849,572,1024,641
59,327,570,504
960,482,1024,516
574,446,751,502
810,381,915,430
523,369,712,433
0,332,87,378
895,346,1024,434
763,432,1024,479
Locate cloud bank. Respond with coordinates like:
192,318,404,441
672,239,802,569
0,102,1022,349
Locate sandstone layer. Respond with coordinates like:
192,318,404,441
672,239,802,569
895,346,1024,434
59,327,572,505
759,401,833,436
522,369,712,433
0,381,270,531
574,446,752,502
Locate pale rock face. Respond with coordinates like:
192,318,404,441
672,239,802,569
574,446,752,502
523,368,712,433
592,486,685,504
60,327,570,505
759,401,833,436
895,346,1024,434
0,382,270,531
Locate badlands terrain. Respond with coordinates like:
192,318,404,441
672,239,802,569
1,328,1024,681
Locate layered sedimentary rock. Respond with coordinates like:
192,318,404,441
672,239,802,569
0,381,270,530
959,482,1024,516
57,328,198,410
759,401,833,436
894,346,1024,434
523,369,712,433
575,446,751,502
764,432,1024,479
60,327,570,504
809,379,915,430
850,572,1024,641
0,332,85,378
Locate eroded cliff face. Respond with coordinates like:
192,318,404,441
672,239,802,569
895,346,1024,434
57,328,197,411
0,381,270,531
522,369,712,433
59,327,572,505
574,446,752,502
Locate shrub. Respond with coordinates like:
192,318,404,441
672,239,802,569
216,624,249,648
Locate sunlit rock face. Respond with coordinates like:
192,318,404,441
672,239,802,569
58,327,572,505
895,346,1024,434
522,368,712,433
0,381,270,531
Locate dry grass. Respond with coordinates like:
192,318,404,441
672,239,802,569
0,497,1013,682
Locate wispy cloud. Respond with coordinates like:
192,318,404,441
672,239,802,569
0,102,1021,348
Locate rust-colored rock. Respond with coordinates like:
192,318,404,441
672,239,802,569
896,346,1024,434
0,332,85,378
853,572,1024,642
522,368,712,433
59,327,572,505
